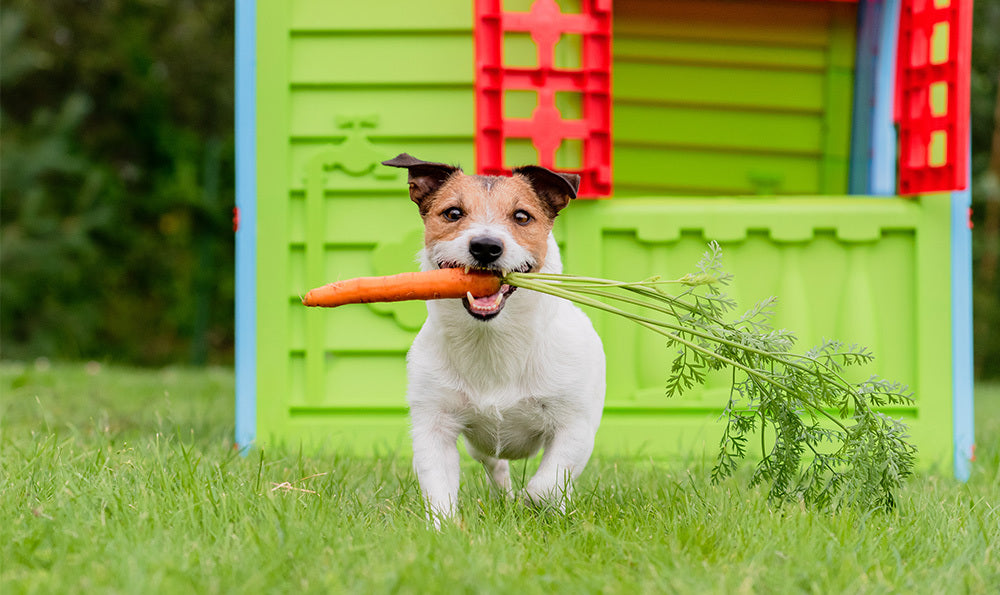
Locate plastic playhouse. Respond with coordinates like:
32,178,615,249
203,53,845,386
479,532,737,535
234,0,975,479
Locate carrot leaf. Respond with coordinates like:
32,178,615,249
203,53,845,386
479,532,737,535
505,241,917,512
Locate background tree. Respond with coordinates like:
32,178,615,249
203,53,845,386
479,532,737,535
971,0,1000,378
1,0,234,365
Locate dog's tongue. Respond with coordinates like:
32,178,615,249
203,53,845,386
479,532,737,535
472,292,502,308
467,284,509,313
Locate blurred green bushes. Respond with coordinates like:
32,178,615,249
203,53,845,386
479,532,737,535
1,1,234,365
971,0,1000,379
0,1,997,376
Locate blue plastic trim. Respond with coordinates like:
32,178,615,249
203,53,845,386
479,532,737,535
234,0,257,453
951,183,974,481
849,0,878,194
869,0,900,196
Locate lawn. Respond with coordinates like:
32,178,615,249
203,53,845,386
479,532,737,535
2,361,998,593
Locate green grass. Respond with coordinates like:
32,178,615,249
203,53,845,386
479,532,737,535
2,362,998,594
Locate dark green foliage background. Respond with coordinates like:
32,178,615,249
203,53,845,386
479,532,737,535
0,1,997,375
1,1,235,365
970,0,1000,378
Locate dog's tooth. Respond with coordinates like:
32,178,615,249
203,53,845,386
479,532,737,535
464,266,470,274
467,291,475,303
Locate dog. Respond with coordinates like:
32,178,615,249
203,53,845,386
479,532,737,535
382,153,606,526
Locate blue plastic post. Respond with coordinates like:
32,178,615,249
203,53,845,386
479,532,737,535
235,0,257,454
868,0,901,196
951,164,975,482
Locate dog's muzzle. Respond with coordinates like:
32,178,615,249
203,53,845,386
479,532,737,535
469,236,504,266
437,250,532,321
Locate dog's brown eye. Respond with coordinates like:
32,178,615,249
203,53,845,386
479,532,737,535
513,210,532,226
442,207,463,222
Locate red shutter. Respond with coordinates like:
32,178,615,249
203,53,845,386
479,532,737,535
895,0,973,194
474,0,613,197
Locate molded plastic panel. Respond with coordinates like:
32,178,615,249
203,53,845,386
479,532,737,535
246,0,956,474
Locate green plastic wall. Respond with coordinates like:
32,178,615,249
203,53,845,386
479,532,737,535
558,196,952,463
252,0,955,470
613,0,856,196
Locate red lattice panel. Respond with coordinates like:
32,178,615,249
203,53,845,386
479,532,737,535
475,0,612,197
894,0,973,194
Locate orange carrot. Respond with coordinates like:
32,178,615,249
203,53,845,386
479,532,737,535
301,269,503,308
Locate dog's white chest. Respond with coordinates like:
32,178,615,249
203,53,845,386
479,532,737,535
406,290,605,464
461,395,557,460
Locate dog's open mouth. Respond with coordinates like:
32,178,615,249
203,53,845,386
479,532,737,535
438,262,531,321
463,282,516,320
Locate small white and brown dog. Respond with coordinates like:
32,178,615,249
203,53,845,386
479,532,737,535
382,153,606,525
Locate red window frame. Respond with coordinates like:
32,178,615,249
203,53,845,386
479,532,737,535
895,0,973,194
474,0,613,197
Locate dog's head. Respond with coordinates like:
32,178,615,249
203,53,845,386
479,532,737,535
382,153,580,321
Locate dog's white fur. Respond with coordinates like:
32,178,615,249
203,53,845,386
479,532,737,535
407,212,606,525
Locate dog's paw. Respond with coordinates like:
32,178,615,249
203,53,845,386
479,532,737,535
425,510,465,531
490,477,515,500
521,485,568,513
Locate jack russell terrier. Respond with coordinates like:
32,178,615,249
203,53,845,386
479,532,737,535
382,154,606,525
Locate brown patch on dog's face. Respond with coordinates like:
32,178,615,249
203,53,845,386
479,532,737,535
420,174,557,272
383,154,578,319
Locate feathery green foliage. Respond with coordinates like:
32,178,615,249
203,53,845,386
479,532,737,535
506,242,918,512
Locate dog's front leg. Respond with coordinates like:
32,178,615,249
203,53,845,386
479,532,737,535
524,422,596,511
464,437,514,498
410,411,462,528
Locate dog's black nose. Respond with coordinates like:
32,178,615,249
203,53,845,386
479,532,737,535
469,236,504,265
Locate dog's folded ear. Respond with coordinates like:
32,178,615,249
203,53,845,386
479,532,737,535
512,165,580,215
382,153,461,212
